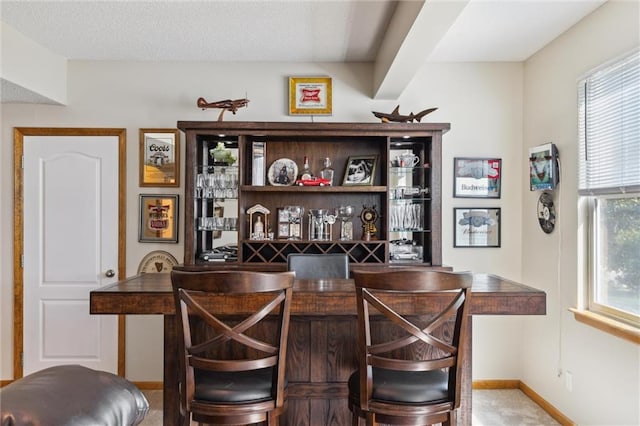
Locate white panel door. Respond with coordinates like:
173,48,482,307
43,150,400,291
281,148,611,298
23,135,119,375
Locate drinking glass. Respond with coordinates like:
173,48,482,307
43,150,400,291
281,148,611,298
336,205,354,240
195,173,206,198
309,209,331,240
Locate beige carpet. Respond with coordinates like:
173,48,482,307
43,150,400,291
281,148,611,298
140,389,560,425
472,389,560,425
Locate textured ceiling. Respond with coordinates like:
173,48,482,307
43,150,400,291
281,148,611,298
0,1,397,62
1,0,607,62
1,0,607,103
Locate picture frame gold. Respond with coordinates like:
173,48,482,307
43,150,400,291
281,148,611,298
288,77,332,115
139,128,180,187
139,194,179,243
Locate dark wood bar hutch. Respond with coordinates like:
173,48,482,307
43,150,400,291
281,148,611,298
90,121,547,426
178,121,449,267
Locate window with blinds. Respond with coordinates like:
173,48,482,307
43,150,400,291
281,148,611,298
578,49,640,195
578,49,640,326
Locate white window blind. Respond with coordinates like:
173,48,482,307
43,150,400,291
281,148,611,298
578,49,640,195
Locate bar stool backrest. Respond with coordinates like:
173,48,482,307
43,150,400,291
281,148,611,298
348,269,473,426
286,253,349,279
171,269,294,426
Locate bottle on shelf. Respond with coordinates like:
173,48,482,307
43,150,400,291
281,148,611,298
299,156,313,180
320,157,335,186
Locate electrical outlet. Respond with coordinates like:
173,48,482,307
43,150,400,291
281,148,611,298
565,370,573,392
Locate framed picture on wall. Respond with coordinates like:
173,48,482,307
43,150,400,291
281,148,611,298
139,194,179,243
139,129,180,187
453,157,501,198
529,143,559,191
288,76,332,115
453,207,501,248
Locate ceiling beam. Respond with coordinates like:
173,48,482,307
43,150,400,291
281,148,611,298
1,22,67,104
372,0,469,100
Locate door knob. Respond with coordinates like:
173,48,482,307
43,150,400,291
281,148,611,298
105,269,115,278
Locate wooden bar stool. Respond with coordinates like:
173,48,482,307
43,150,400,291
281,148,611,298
171,270,294,426
348,269,473,426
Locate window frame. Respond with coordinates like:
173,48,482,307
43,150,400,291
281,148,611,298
577,49,640,332
585,194,640,327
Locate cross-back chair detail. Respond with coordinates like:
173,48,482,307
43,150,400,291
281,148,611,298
349,269,473,426
171,270,295,426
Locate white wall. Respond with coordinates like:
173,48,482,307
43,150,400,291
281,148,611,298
0,59,523,381
403,62,526,379
521,1,640,425
0,22,67,104
1,2,638,423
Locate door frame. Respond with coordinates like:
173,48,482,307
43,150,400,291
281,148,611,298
13,127,127,378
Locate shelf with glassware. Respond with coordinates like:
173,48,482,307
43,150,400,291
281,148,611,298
179,121,449,267
388,140,435,264
237,132,390,265
192,137,240,263
240,186,388,264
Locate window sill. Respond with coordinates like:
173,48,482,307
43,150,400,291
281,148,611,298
569,308,640,345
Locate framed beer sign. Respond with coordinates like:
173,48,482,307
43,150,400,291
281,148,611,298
139,128,180,187
288,77,332,115
139,194,179,243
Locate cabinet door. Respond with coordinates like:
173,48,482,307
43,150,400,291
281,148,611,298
388,137,434,264
191,137,239,264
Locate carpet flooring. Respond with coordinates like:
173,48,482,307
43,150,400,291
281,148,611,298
140,389,561,425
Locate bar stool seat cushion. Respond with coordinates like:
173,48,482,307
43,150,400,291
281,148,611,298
194,367,274,403
0,364,149,426
348,367,449,404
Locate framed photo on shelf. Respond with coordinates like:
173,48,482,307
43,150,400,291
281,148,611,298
453,157,501,198
139,129,180,187
288,76,332,115
139,194,179,243
343,155,378,186
453,207,501,248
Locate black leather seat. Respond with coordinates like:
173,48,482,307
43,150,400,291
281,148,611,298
348,269,473,426
171,269,295,426
286,253,349,279
0,364,149,426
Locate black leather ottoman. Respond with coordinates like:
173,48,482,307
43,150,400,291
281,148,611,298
0,364,149,426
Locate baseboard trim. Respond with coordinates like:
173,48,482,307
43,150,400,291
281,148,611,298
2,378,164,390
133,379,576,425
518,381,576,426
133,381,164,390
472,379,520,389
472,379,575,426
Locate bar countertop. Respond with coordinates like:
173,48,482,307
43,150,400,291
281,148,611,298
90,272,546,316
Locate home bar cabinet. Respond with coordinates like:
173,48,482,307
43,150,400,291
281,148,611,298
93,123,546,426
178,121,450,268
172,121,511,426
